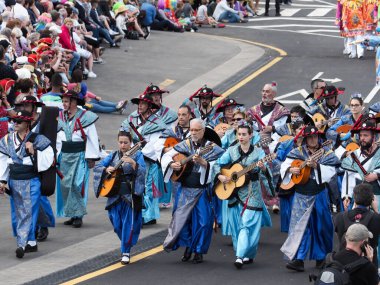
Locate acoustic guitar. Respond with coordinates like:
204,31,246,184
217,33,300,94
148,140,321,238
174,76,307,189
280,140,333,190
312,113,340,132
215,153,277,200
99,141,144,197
171,143,214,182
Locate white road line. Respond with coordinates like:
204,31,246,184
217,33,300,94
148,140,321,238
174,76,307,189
313,0,336,6
299,29,339,33
364,85,380,103
283,3,334,7
278,100,303,104
248,17,335,22
280,8,301,16
248,24,334,29
307,8,333,17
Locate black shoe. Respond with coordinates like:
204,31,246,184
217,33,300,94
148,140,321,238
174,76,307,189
64,218,74,225
37,227,49,242
16,247,24,258
110,43,120,48
234,258,243,269
72,218,83,228
193,253,203,264
143,219,156,225
316,259,325,269
286,259,304,272
25,244,38,253
181,247,192,262
275,13,281,16
264,12,269,16
143,31,150,40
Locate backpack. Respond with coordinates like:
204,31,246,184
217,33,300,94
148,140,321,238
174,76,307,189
126,30,140,40
311,252,370,285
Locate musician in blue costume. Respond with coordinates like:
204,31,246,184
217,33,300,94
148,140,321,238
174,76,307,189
212,98,244,130
161,118,224,264
121,93,166,225
369,102,380,114
340,120,380,263
326,94,364,146
56,90,100,228
13,95,65,241
213,121,274,269
183,86,221,128
93,131,145,265
273,119,304,233
313,85,351,130
280,126,339,272
155,105,192,208
0,111,54,258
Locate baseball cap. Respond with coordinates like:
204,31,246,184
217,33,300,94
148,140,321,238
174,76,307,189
346,224,373,242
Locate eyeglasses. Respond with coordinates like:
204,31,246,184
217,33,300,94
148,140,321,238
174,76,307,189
232,118,243,122
350,104,361,107
190,128,202,132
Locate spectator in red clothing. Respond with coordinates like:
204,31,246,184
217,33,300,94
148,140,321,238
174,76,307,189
59,18,80,75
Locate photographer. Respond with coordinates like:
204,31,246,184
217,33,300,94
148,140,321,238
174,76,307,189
335,184,380,267
333,224,378,285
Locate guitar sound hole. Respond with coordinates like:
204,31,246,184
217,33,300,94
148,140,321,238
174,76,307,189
231,173,238,182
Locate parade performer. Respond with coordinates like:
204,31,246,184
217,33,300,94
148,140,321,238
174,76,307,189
121,92,166,225
155,105,192,208
280,126,339,272
94,131,146,265
145,84,178,127
184,85,221,128
300,79,326,116
248,82,289,212
56,90,100,228
161,118,224,264
213,121,274,269
336,0,365,58
0,110,54,258
212,98,244,127
361,36,380,85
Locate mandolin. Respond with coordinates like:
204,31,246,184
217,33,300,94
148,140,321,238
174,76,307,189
171,142,215,182
99,141,144,197
312,113,340,132
215,153,277,200
280,140,333,190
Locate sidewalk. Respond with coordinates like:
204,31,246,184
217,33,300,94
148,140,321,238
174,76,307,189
0,31,264,285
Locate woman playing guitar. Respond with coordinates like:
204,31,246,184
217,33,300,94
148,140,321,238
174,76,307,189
93,131,146,265
213,121,274,269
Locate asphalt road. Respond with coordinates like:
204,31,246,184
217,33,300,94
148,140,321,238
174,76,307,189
81,214,316,285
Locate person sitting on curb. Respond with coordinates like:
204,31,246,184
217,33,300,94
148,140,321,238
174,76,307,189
212,0,248,23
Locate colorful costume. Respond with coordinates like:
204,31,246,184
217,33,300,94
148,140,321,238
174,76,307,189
212,144,273,261
56,109,100,219
93,150,146,256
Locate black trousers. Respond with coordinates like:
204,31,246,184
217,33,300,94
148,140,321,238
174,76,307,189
265,0,280,14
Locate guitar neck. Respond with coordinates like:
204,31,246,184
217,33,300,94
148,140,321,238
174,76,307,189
181,145,213,165
114,143,141,169
238,154,275,177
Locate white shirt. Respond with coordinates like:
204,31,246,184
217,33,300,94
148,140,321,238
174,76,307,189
12,3,30,23
213,0,237,21
197,5,207,22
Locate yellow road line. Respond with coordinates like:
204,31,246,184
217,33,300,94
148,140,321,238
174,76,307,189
60,246,164,285
60,38,286,285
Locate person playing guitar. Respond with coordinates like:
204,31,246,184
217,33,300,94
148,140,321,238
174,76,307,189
93,131,146,266
280,126,339,272
340,120,380,211
213,120,274,269
161,118,224,264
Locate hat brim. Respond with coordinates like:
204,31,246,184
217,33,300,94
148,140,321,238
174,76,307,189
216,103,244,113
15,101,45,107
131,97,159,109
204,127,222,146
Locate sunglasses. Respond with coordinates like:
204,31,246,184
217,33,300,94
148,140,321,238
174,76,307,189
232,118,243,122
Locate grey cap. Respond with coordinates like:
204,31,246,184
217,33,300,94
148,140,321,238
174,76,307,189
346,224,373,242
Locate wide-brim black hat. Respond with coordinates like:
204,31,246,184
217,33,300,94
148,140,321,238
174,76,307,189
14,95,45,107
301,126,323,137
204,127,222,146
131,94,160,109
321,85,345,98
144,84,169,95
60,90,85,106
215,98,244,113
351,121,380,134
9,110,33,122
191,86,221,99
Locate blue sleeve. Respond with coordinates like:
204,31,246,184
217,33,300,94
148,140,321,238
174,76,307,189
134,152,146,196
99,152,114,167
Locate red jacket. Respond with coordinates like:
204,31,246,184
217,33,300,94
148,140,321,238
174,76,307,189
59,25,76,51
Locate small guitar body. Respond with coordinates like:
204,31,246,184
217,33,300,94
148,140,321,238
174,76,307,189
99,169,123,197
290,159,311,185
279,135,294,142
171,153,190,182
215,163,245,200
164,137,180,148
312,113,327,132
336,124,352,134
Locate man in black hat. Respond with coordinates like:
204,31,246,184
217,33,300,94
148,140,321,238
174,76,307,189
280,126,339,272
121,92,167,225
56,90,100,228
0,110,54,258
341,120,380,209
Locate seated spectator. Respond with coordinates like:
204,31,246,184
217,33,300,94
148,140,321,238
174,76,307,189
335,183,380,267
70,69,128,114
196,0,218,27
59,18,81,75
12,27,30,57
212,0,247,23
115,6,149,39
332,224,378,285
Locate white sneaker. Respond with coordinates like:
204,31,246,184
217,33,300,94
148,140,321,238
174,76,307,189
343,48,350,55
87,71,97,78
121,253,130,265
272,204,280,214
83,68,89,74
109,30,119,36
